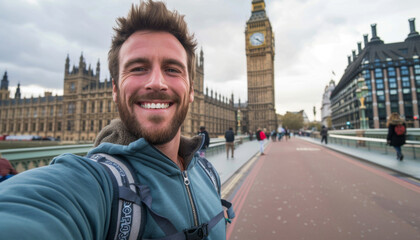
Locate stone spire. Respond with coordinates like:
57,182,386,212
1,71,9,90
14,83,21,99
200,47,204,68
65,54,70,75
96,59,100,78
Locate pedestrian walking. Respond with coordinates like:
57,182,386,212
225,127,235,158
284,127,290,141
0,1,233,239
0,153,18,183
198,126,210,157
320,125,328,144
271,130,277,142
386,112,406,161
256,128,267,155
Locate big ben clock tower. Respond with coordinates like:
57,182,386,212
246,0,276,132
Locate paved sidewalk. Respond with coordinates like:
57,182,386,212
299,136,420,180
206,139,267,184
207,136,420,184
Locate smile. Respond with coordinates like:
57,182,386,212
140,102,171,109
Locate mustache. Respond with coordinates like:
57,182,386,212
128,92,179,105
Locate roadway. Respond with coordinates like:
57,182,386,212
216,138,420,240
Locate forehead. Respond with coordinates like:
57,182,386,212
119,31,187,66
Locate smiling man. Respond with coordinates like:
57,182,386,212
0,1,231,239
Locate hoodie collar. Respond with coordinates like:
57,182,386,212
93,119,203,167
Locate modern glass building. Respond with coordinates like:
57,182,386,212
331,18,420,129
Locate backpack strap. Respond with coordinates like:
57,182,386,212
89,153,145,240
197,156,235,221
90,152,234,240
196,136,235,220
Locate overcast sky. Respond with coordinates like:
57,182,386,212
1,0,420,121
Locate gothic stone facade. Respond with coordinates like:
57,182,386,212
0,51,236,142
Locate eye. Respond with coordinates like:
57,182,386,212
131,67,146,72
166,67,182,75
167,68,180,73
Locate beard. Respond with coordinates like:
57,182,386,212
116,90,190,145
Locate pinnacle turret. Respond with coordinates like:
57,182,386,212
1,71,9,90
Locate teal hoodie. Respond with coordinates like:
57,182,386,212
0,119,225,239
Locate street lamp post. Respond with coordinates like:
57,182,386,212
237,109,242,135
356,76,369,129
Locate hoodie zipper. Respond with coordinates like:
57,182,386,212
182,170,199,226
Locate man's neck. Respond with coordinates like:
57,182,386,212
153,130,184,170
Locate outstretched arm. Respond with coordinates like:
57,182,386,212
0,154,113,240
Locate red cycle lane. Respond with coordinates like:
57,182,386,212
226,138,420,240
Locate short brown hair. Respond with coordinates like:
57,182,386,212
108,0,197,88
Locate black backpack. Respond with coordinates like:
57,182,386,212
89,152,234,240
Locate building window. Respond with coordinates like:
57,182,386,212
67,120,72,131
40,123,44,131
377,90,385,101
100,101,103,113
83,102,87,113
70,82,76,92
82,120,86,131
108,101,112,112
50,106,54,116
91,102,95,113
32,123,36,131
99,120,102,130
33,108,37,118
388,77,397,88
90,120,94,131
388,67,396,77
68,103,75,114
401,76,410,87
375,68,383,78
376,79,384,89
49,122,53,131
400,66,409,75
415,64,420,74
57,122,62,131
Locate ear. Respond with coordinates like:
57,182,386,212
112,79,118,103
189,85,194,103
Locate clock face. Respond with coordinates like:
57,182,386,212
250,32,264,46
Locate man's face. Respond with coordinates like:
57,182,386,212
113,31,194,145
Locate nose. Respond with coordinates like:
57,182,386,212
145,66,168,91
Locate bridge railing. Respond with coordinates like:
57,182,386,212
324,134,420,159
0,136,250,173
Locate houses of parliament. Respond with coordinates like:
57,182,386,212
0,0,278,142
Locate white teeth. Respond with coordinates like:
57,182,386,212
141,103,170,109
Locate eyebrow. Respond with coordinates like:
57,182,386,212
162,59,187,72
122,57,187,72
122,57,150,71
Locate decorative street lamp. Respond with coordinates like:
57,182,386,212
237,109,242,135
356,75,369,129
